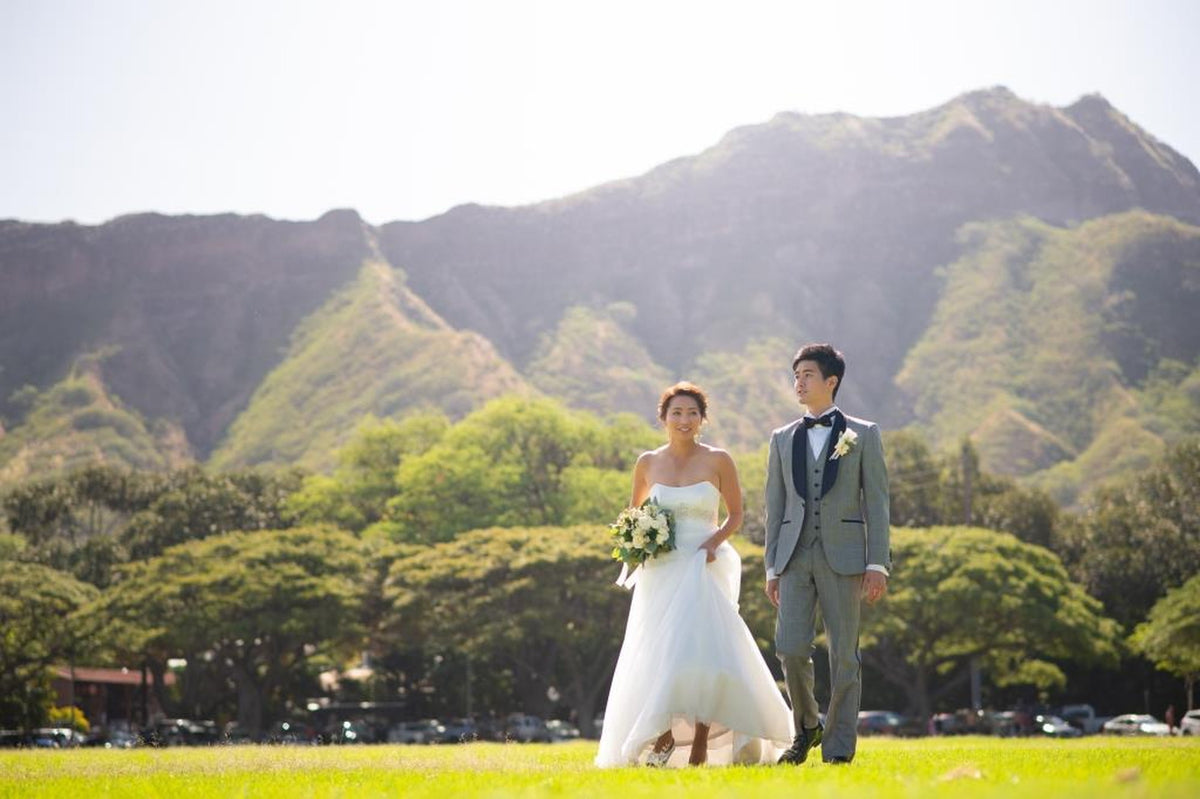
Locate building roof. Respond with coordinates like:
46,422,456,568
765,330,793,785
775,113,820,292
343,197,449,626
53,666,176,686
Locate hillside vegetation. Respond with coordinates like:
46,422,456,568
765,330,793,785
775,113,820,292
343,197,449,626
1,88,1198,494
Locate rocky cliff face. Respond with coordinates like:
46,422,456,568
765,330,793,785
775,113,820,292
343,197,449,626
0,209,372,456
377,88,1200,424
1,87,1197,483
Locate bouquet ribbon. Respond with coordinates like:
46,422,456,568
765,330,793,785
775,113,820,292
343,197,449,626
615,562,641,590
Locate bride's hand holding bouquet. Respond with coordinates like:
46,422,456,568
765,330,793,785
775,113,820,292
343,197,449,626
610,498,676,587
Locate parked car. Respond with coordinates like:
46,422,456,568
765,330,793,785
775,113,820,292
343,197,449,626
328,719,377,744
546,720,581,741
930,709,988,735
504,714,552,743
1180,709,1200,736
1102,714,1171,736
436,718,478,744
266,720,317,745
83,730,139,748
1060,703,1112,735
387,719,444,744
33,727,85,748
146,719,219,746
857,710,903,736
1035,715,1082,738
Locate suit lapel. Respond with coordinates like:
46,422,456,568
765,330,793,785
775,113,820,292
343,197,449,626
821,411,846,497
790,424,808,502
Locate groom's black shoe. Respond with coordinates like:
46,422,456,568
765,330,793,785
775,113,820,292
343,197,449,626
778,723,823,765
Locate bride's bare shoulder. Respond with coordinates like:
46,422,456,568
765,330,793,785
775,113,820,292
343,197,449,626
636,446,669,467
700,443,733,462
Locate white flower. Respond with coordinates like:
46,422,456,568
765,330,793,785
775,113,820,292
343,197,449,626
831,428,859,460
632,531,649,549
636,514,652,531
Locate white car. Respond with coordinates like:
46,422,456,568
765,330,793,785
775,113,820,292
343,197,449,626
1101,714,1171,736
387,719,444,744
1180,710,1200,736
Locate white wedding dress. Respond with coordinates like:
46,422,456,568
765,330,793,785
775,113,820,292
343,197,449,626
595,481,794,767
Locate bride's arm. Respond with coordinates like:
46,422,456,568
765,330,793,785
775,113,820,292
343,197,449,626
701,452,743,559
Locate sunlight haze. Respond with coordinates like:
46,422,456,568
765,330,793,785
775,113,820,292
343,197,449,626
2,0,1197,225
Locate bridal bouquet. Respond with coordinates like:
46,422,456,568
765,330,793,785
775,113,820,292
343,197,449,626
610,498,676,568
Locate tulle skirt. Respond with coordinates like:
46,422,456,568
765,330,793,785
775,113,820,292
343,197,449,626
595,536,794,767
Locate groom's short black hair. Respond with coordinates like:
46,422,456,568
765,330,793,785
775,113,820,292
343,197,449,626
793,343,846,399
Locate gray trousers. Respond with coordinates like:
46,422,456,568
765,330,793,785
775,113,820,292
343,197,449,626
775,542,864,761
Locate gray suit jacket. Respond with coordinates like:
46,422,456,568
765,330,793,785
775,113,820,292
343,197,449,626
764,412,890,578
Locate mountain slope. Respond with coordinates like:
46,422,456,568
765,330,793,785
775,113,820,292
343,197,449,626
0,209,373,458
209,260,530,471
526,303,672,420
0,356,191,484
896,210,1200,502
377,88,1200,428
1,87,1198,486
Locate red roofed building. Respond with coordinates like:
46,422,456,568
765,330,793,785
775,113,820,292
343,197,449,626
52,666,176,730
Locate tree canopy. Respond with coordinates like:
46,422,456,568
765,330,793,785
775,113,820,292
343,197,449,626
89,526,367,734
383,524,629,733
0,559,99,730
861,526,1121,718
1131,573,1200,709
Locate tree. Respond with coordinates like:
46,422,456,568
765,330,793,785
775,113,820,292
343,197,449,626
120,467,303,561
286,411,450,532
1130,573,1200,710
1,464,156,586
0,561,99,730
91,526,366,735
861,526,1120,719
380,397,654,543
383,525,630,734
880,433,1059,547
884,430,943,528
1060,438,1200,629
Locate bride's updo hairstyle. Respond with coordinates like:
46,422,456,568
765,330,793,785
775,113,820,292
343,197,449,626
658,381,709,421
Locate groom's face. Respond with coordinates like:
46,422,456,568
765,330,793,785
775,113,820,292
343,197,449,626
794,360,837,410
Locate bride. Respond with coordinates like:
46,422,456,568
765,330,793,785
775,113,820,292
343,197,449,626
595,382,794,767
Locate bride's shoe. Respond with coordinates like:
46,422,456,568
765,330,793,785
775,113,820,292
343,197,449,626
645,741,675,767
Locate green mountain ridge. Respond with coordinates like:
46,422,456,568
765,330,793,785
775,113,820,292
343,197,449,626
210,260,530,471
1,87,1198,500
898,211,1200,503
0,355,191,483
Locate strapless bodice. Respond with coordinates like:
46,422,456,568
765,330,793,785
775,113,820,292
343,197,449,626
650,482,720,545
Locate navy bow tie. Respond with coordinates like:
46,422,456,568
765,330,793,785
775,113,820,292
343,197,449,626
802,415,834,429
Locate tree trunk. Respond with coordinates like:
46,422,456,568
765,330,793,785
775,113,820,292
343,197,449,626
913,668,932,724
231,663,264,736
147,658,173,719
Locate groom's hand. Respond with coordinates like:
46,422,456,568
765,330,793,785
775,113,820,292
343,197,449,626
862,571,887,604
765,578,780,608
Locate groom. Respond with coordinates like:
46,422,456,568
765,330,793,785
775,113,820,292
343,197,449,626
764,343,890,765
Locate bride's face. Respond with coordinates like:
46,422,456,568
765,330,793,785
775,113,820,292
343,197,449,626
663,396,703,441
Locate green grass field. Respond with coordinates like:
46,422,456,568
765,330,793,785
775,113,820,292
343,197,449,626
3,737,1198,798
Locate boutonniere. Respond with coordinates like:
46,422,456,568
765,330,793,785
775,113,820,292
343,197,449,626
830,429,858,460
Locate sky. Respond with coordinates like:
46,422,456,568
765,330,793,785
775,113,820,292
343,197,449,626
2,0,1198,226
